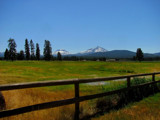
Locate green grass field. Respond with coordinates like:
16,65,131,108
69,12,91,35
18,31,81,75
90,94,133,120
1,61,160,85
0,61,160,120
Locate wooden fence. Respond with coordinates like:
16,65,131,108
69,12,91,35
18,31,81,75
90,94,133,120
0,72,160,120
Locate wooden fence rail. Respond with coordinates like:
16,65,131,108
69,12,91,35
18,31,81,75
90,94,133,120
0,72,160,120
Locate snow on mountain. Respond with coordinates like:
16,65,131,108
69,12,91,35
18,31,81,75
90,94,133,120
53,49,70,55
80,46,107,54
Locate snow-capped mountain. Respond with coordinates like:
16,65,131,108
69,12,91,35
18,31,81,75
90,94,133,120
80,46,107,54
53,49,70,55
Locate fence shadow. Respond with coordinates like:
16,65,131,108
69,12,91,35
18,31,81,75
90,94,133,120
81,82,160,120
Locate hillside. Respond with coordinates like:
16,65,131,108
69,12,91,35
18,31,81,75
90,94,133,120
82,50,159,58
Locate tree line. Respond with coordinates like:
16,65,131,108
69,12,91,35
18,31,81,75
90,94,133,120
3,38,145,61
4,38,62,61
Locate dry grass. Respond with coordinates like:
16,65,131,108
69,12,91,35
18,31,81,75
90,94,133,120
0,88,85,120
0,88,97,120
1,88,160,120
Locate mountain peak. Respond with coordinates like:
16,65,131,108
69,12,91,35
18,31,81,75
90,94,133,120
80,46,107,54
95,46,101,48
53,49,70,55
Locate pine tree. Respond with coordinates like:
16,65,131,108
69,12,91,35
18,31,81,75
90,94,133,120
25,39,30,60
136,48,144,61
17,50,24,60
8,38,17,61
36,43,40,60
43,40,52,60
4,48,9,60
30,39,35,60
57,52,62,61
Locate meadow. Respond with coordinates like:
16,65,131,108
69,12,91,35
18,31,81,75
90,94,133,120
0,61,160,120
1,61,160,84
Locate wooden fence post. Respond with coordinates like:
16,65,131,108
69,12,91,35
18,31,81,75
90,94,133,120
152,74,155,82
127,77,132,101
152,73,157,93
74,82,79,120
0,92,6,111
127,77,131,88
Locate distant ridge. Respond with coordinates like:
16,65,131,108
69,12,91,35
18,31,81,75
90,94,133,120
81,50,159,58
0,52,4,57
82,50,135,58
154,52,160,56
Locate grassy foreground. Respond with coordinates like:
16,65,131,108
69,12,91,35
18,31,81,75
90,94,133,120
0,61,160,120
92,93,160,120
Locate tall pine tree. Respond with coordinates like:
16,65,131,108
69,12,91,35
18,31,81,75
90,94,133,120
43,40,52,61
30,39,35,60
57,52,62,61
17,50,24,60
136,48,144,61
25,39,30,60
8,38,17,61
36,43,40,60
4,48,9,60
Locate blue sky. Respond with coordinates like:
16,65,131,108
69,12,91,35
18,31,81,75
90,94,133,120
0,0,160,54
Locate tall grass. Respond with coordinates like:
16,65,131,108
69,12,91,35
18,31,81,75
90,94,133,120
1,88,76,120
